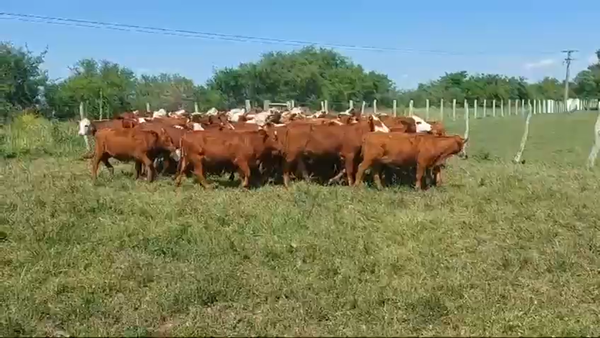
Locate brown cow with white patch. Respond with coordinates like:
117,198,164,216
355,133,467,190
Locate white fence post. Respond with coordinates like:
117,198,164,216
452,99,456,120
409,100,414,115
514,108,533,164
393,100,397,117
440,99,444,121
425,99,430,120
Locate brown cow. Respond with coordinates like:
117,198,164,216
78,117,138,136
355,133,467,190
175,128,279,188
91,127,177,182
277,115,389,187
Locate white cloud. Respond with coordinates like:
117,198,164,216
523,59,556,70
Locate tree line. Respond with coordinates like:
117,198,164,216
1,40,599,121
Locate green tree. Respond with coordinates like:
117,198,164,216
0,42,48,119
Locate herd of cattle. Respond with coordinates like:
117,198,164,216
77,106,468,190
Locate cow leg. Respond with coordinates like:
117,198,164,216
134,161,142,180
372,162,384,189
354,158,372,187
297,156,310,182
228,172,236,182
282,157,294,188
433,165,442,186
141,155,155,182
328,169,346,185
192,157,211,189
415,164,426,190
236,160,251,189
344,155,356,186
101,155,114,176
174,155,188,187
91,152,103,181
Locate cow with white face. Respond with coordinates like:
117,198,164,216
410,115,432,133
78,118,92,136
370,115,390,133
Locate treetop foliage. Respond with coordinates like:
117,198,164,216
1,41,599,120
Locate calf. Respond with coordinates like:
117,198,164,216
175,128,279,188
355,133,467,190
91,127,177,182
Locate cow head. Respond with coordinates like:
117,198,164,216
121,119,138,129
368,115,390,133
78,118,95,136
410,115,432,133
259,123,281,153
157,128,178,160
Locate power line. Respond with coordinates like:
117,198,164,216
0,11,560,56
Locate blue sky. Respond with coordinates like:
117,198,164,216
1,0,599,89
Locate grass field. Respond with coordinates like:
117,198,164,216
1,112,600,336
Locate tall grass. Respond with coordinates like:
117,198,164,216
1,112,600,336
0,114,84,159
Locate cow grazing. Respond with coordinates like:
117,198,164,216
175,127,279,189
355,133,467,190
91,127,177,182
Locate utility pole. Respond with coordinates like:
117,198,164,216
562,49,577,111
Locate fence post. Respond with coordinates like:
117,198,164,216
533,99,537,115
514,107,533,164
320,101,325,112
349,100,354,109
500,100,504,117
425,99,430,119
409,100,414,115
463,100,470,158
440,99,444,121
508,99,512,116
373,99,377,115
361,101,366,115
263,100,270,111
99,89,103,120
146,102,150,112
325,100,329,114
194,102,200,113
587,110,600,168
492,99,496,117
474,99,478,119
483,99,487,117
522,99,525,115
291,100,295,108
528,100,532,115
452,99,456,120
393,100,397,117
79,102,90,151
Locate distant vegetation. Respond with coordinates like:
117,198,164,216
1,41,600,121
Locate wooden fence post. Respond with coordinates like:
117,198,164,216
349,100,354,109
320,101,325,112
463,100,470,158
474,99,478,119
324,100,329,114
373,99,377,115
393,100,397,117
440,99,444,121
361,101,366,115
587,110,600,168
452,99,456,120
514,107,533,164
409,100,414,115
146,102,150,112
425,99,430,119
79,102,90,151
483,99,487,117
